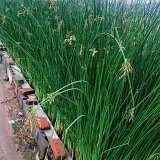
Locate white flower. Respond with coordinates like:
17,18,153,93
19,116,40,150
64,35,76,45
89,48,98,57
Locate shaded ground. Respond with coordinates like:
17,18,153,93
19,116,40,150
0,62,22,159
0,60,39,160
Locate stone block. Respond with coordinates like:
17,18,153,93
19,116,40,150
21,82,30,88
33,106,58,140
38,117,50,130
19,88,35,96
7,65,13,84
26,98,38,105
37,131,49,160
50,138,66,160
12,75,25,95
17,90,29,108
22,100,33,117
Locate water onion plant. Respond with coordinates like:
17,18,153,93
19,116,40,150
0,0,160,159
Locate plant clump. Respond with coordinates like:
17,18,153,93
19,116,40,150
0,0,160,159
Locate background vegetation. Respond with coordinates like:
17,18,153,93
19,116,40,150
0,0,160,159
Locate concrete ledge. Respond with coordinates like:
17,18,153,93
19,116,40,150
21,82,31,88
1,51,10,60
2,52,11,73
7,65,13,84
1,52,9,65
10,65,21,73
22,100,32,117
37,131,48,159
12,75,25,95
17,90,29,108
32,127,49,159
33,106,59,140
17,82,34,108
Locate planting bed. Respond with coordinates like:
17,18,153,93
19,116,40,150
0,0,160,159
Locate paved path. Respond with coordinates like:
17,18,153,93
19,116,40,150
0,62,22,160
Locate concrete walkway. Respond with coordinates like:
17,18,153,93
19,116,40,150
0,62,22,160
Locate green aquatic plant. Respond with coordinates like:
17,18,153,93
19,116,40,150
0,0,160,159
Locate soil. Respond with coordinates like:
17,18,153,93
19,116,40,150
0,61,39,160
